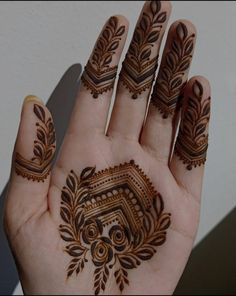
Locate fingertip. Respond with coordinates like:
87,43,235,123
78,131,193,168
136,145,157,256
168,19,197,38
160,0,172,14
14,96,56,183
186,76,211,99
23,95,43,105
111,14,129,29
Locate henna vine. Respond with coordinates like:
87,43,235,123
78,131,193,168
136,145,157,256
152,22,195,118
81,16,125,98
15,104,56,181
59,160,171,295
175,81,210,170
120,1,167,99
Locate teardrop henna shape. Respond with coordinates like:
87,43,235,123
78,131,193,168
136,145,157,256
15,104,56,181
175,81,211,170
59,160,171,295
119,1,167,99
81,16,126,99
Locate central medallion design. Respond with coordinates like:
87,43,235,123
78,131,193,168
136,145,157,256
59,160,171,295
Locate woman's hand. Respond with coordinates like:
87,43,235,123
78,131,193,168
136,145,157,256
4,1,211,295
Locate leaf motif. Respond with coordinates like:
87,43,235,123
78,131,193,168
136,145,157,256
93,52,99,63
140,48,152,60
105,265,109,276
48,132,56,145
109,16,118,30
159,215,171,231
140,16,149,32
202,100,211,116
149,233,166,246
108,41,119,51
119,255,137,269
67,269,74,278
61,190,72,205
48,121,54,132
114,268,129,292
150,0,161,16
66,245,85,257
33,145,43,158
95,287,100,296
94,266,108,296
103,55,112,66
166,52,176,69
133,231,143,248
102,28,110,41
75,211,85,233
170,77,182,90
59,227,74,242
176,22,188,40
172,40,181,56
135,248,154,260
148,30,160,43
60,206,71,224
192,80,203,98
95,267,102,275
143,214,151,233
133,30,141,45
80,166,96,181
45,149,53,161
116,25,125,37
179,59,190,72
67,173,77,192
161,67,170,81
184,39,194,55
155,12,166,23
37,130,46,144
119,281,124,292
68,263,77,270
195,123,206,137
188,97,200,112
34,104,45,122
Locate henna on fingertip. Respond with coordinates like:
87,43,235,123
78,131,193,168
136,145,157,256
174,80,211,170
81,16,126,99
15,103,56,182
120,1,169,99
151,21,196,119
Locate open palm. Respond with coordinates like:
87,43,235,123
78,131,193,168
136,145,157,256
4,1,211,295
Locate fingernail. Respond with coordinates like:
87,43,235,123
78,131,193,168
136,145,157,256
23,95,43,105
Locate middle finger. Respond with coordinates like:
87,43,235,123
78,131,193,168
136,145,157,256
107,1,172,141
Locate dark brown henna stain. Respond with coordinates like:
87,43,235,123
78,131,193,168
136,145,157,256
81,16,125,98
59,160,171,295
175,81,210,170
15,104,56,181
151,22,195,118
119,1,167,99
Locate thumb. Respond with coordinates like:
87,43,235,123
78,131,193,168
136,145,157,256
5,95,56,236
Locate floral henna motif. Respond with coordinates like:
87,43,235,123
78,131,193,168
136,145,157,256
151,22,195,118
81,16,125,98
15,104,56,181
59,160,171,295
119,1,167,99
175,81,211,170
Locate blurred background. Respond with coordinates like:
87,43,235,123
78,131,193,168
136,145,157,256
0,1,236,294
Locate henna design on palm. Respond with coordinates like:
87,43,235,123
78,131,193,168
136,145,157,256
15,104,56,181
81,16,125,98
151,22,195,118
175,81,210,170
119,1,167,99
59,160,171,295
